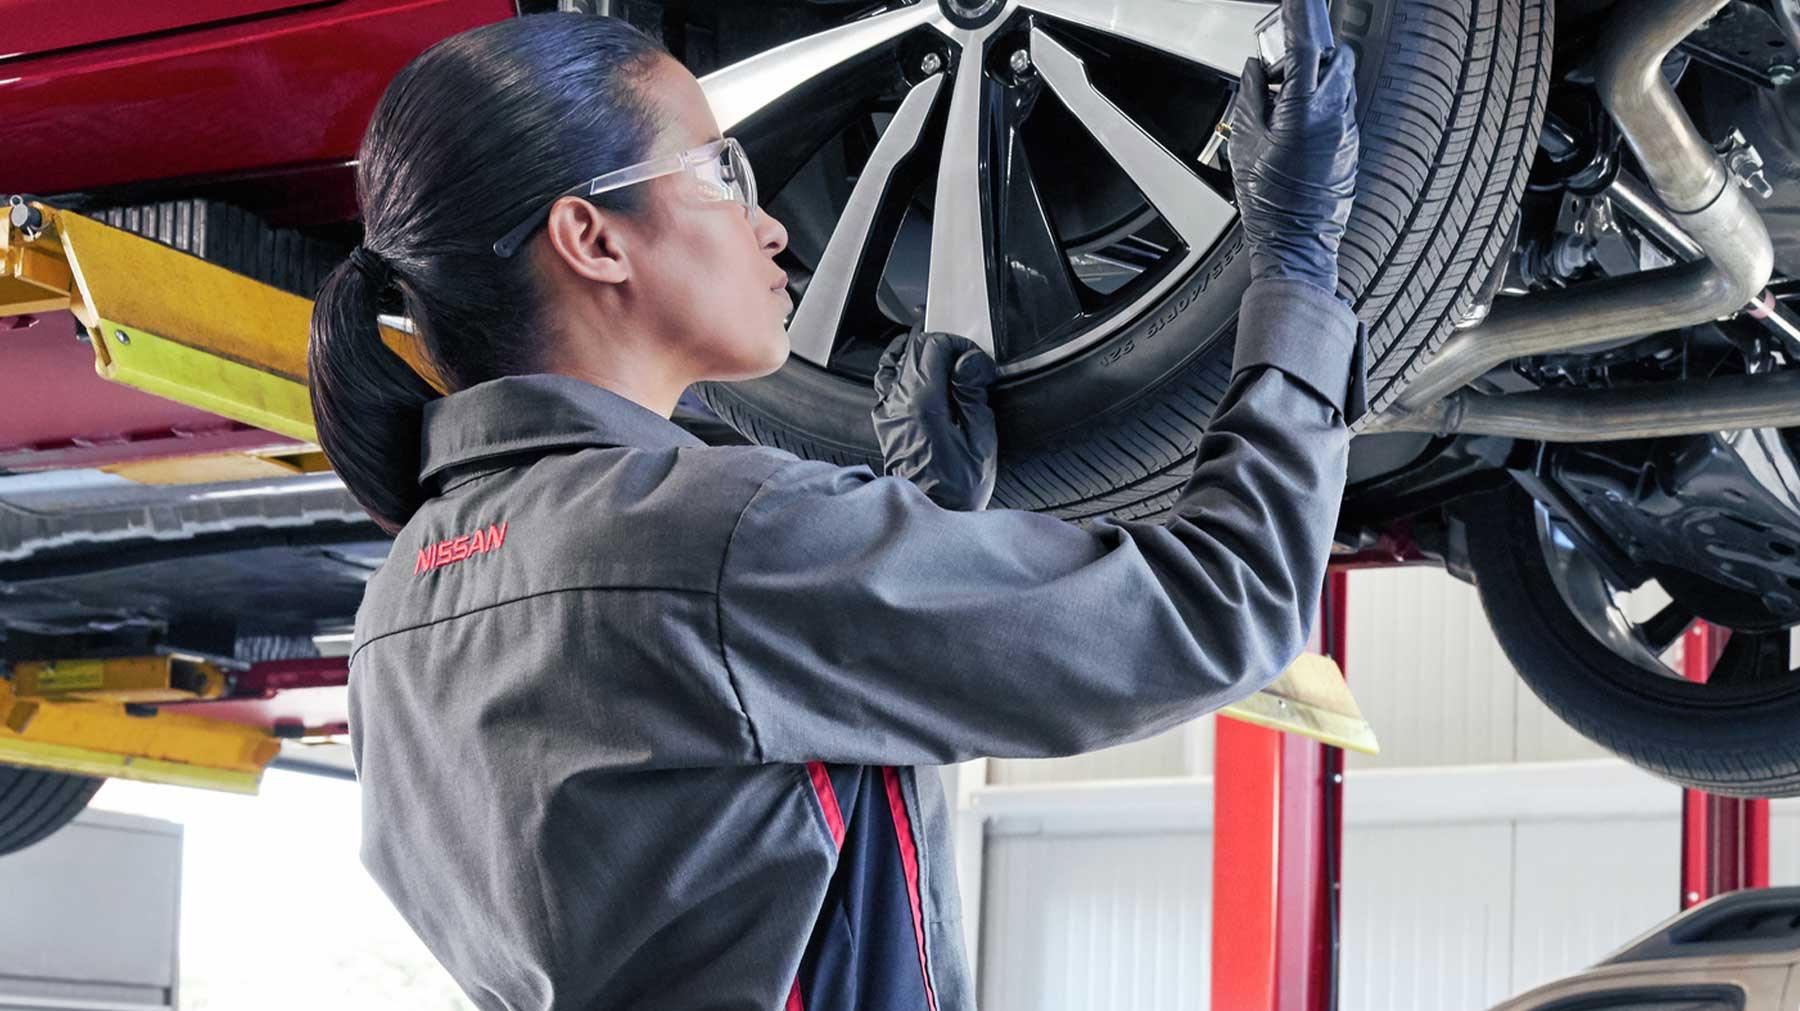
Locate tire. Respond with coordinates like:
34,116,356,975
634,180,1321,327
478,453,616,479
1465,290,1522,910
1466,485,1800,797
89,198,343,300
701,0,1553,520
0,764,104,856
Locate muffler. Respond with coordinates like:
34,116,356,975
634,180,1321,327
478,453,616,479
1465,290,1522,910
1366,0,1785,440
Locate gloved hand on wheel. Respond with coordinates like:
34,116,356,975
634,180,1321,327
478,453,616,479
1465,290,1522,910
872,330,999,513
1229,0,1360,299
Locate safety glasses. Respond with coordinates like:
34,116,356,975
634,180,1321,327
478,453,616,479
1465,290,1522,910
492,137,757,258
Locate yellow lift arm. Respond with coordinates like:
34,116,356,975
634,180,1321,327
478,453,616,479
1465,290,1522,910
2,196,440,448
1,657,283,793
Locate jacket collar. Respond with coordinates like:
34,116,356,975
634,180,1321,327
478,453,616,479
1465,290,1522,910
418,374,704,487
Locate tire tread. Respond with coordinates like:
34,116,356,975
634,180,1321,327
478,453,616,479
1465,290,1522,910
0,765,104,855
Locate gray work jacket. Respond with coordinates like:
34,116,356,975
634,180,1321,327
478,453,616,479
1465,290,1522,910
347,278,1364,1010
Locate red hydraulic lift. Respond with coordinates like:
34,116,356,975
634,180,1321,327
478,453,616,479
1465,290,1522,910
1211,570,1348,1011
1680,621,1769,908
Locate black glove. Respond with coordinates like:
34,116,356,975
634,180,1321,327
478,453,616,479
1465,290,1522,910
1229,0,1359,297
872,330,999,512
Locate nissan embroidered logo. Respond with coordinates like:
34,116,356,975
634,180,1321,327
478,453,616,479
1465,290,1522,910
414,522,508,575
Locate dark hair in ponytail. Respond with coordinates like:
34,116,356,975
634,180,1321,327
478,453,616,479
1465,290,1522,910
308,14,666,533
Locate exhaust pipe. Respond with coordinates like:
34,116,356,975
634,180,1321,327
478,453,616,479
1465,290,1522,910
1607,172,1800,357
1367,0,1783,439
1378,369,1800,442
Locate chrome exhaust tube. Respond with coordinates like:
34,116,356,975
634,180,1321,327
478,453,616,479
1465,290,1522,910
1368,0,1777,433
1377,370,1800,441
1608,172,1800,357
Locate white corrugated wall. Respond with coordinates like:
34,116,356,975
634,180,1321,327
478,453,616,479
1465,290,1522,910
981,832,1212,1010
969,566,1781,1010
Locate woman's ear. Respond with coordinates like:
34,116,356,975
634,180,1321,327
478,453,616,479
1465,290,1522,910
543,196,630,284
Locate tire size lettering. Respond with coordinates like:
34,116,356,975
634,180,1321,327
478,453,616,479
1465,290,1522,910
1101,339,1135,367
1102,235,1240,368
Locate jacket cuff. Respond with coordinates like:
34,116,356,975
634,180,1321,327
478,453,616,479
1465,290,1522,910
1232,278,1369,424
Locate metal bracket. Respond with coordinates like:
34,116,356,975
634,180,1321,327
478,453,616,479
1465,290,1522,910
10,655,229,704
2,200,444,451
1717,127,1774,200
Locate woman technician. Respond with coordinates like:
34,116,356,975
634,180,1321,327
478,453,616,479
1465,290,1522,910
310,1,1363,1007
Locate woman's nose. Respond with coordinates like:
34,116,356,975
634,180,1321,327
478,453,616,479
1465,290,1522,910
755,207,788,258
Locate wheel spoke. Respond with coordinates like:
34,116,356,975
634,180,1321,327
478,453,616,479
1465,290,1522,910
700,3,942,133
1019,0,1276,77
1707,631,1793,686
788,74,946,367
1031,27,1236,257
1640,601,1696,653
991,77,1085,355
924,33,998,355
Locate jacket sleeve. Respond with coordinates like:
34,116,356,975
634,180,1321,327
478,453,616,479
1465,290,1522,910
716,279,1366,766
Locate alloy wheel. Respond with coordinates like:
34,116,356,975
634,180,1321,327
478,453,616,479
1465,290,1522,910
1536,503,1800,689
700,0,1275,380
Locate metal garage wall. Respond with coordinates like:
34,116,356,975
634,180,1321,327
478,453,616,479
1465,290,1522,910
1339,567,1609,768
0,808,181,1009
1339,566,1522,767
979,832,1211,1011
1342,810,1683,1004
1339,821,1513,1008
1505,815,1680,993
1346,568,1612,762
1769,801,1800,885
974,763,1689,1011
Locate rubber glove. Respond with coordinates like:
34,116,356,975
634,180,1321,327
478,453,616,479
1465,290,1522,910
871,330,999,512
1229,0,1360,297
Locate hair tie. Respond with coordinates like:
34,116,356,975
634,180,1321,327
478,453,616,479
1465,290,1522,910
348,245,392,288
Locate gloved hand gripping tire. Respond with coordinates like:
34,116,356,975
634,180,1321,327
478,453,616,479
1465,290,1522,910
1229,0,1360,298
871,330,999,512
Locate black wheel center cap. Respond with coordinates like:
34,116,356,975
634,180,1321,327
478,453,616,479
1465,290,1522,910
939,0,1006,30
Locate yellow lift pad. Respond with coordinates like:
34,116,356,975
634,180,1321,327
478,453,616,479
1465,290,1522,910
11,655,228,704
1222,653,1379,755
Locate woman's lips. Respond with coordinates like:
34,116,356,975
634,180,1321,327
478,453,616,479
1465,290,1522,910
772,272,793,315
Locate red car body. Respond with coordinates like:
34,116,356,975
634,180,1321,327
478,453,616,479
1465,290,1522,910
0,0,515,469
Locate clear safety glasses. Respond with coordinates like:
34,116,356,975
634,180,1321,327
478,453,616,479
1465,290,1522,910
492,137,757,258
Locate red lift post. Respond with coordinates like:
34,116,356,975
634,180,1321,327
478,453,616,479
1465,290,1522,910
1680,622,1769,908
1211,571,1347,1011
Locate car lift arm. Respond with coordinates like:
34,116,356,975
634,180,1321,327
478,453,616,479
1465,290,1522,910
3,196,441,446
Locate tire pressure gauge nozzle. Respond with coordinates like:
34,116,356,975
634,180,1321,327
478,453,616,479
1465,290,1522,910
1199,7,1291,170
